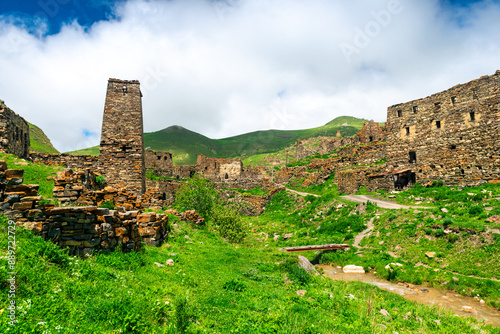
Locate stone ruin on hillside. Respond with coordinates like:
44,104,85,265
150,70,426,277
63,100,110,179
99,79,146,194
0,101,30,159
3,72,498,199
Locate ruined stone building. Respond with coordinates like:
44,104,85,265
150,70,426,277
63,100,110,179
145,150,173,170
0,101,30,158
99,79,146,194
384,71,500,187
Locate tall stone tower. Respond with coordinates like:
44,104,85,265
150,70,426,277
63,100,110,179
99,78,145,194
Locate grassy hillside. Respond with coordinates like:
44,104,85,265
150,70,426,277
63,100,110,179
1,153,499,332
146,116,366,165
67,116,367,165
28,123,59,154
66,146,99,156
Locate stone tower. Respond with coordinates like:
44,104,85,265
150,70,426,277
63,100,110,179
99,78,145,194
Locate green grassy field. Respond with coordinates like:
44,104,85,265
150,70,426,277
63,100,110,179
1,214,497,333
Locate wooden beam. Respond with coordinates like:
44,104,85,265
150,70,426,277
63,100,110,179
281,244,350,252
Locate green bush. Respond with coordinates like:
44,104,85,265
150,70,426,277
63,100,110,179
174,175,220,219
223,278,246,292
213,206,247,243
282,258,310,286
447,234,459,243
433,228,445,237
468,205,483,216
95,175,106,187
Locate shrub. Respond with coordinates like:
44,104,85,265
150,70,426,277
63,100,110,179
282,258,310,286
223,278,246,292
468,205,483,216
174,175,220,219
95,175,106,187
433,229,445,237
212,206,247,243
442,217,453,228
425,228,433,235
447,234,459,243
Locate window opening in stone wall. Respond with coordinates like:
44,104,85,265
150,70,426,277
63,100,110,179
450,144,457,149
451,96,457,105
121,145,132,152
409,151,416,163
470,111,475,121
160,193,166,200
164,156,168,161
157,156,161,160
461,169,465,175
436,121,441,129
369,136,373,142
397,110,402,117
413,106,418,113
434,102,441,109
225,173,229,179
405,127,410,135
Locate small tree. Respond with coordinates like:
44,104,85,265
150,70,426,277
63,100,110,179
212,205,247,243
173,175,220,219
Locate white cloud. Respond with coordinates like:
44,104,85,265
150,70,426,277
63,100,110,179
0,0,499,152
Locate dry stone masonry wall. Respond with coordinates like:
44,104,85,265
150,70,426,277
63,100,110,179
385,71,500,186
0,161,168,256
0,102,30,158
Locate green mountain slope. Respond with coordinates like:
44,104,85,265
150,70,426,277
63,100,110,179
145,116,367,165
67,116,368,165
29,123,59,154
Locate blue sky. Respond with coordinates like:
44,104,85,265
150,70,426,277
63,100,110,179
0,0,121,35
1,0,499,152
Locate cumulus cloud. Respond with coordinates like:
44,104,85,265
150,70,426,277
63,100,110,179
0,0,499,152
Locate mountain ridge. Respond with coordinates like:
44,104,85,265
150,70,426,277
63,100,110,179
67,116,369,165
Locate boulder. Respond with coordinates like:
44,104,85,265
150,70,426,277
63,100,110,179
342,265,365,274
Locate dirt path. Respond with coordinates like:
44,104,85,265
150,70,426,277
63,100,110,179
353,217,374,248
341,195,433,210
285,188,320,197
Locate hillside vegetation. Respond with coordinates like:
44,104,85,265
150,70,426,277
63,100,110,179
1,153,499,333
28,123,59,154
66,116,367,165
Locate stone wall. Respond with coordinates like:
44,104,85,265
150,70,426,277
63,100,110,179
99,79,145,194
196,155,243,181
335,165,386,195
385,71,500,186
145,150,172,170
295,122,385,161
0,161,168,256
31,153,99,170
0,103,30,158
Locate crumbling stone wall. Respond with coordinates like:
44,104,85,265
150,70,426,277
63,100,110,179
0,103,30,158
335,165,386,195
145,150,172,170
353,121,385,144
385,71,500,186
0,162,168,256
99,79,145,194
30,153,99,170
295,122,385,161
196,155,243,181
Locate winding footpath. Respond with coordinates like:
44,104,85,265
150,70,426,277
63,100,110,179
341,194,433,210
